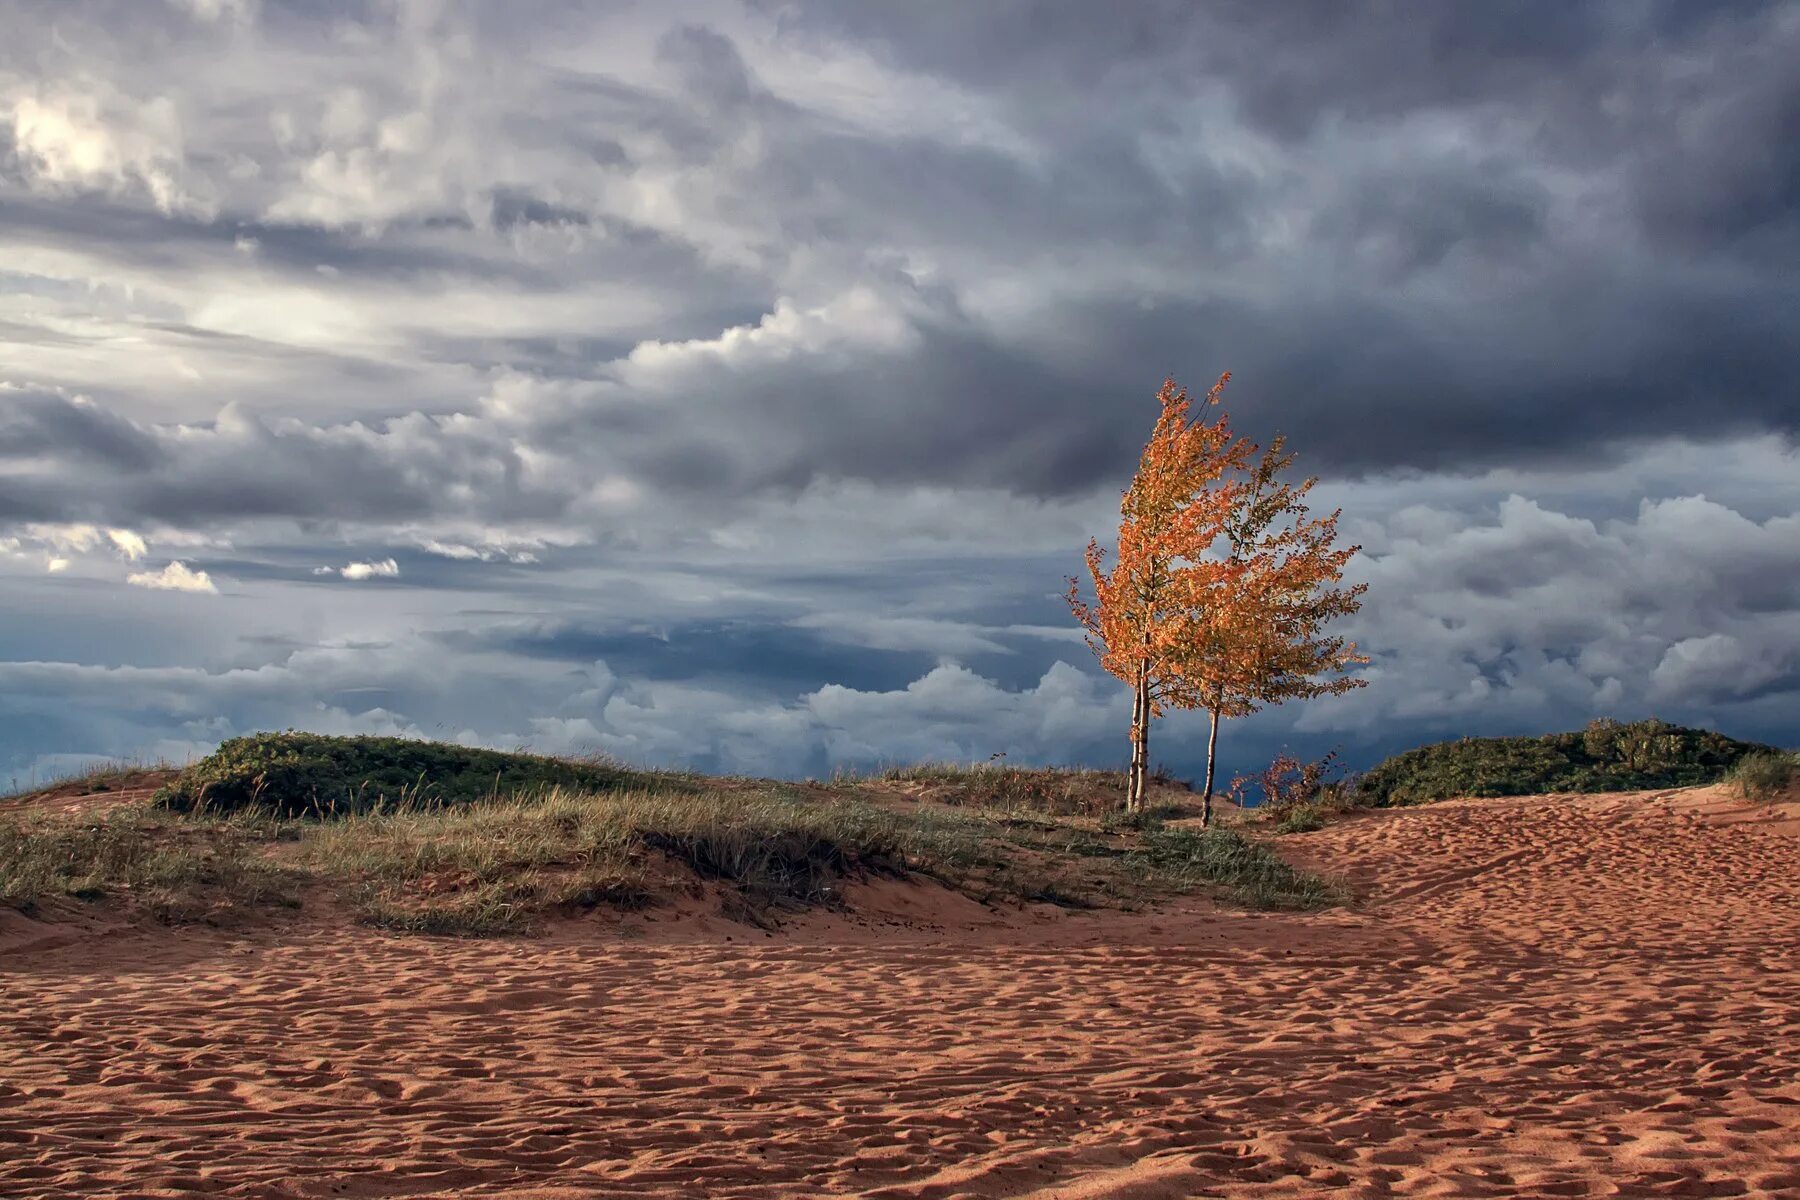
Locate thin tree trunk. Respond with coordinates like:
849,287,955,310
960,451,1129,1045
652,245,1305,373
1131,617,1153,812
1127,663,1150,811
1137,670,1151,809
1201,706,1221,827
1127,663,1144,812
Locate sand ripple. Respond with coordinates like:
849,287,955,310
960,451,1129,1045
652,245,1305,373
3,785,1796,1198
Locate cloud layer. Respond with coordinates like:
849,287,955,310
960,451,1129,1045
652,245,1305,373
1,0,1796,782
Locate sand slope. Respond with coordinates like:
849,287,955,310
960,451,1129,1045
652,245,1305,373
3,785,1797,1198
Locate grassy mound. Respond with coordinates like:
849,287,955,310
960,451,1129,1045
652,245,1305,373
6,762,1340,935
1358,719,1779,807
153,732,677,817
300,787,943,935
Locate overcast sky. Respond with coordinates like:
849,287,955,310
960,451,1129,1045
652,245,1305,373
2,0,1797,788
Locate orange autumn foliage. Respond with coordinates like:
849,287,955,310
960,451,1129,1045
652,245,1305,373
1067,374,1368,816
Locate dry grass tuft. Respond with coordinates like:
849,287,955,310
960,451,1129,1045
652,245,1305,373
0,808,300,924
1725,750,1798,804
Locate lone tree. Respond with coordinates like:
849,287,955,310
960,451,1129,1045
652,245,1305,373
1068,374,1367,818
1175,433,1369,823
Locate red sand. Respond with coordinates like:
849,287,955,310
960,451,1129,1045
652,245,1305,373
3,785,1797,1198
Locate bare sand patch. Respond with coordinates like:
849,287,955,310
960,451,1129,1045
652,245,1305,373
3,784,1796,1198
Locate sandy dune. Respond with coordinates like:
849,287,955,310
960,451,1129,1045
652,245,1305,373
0,773,173,822
3,785,1797,1198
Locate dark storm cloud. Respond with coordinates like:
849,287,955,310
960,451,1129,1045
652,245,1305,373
432,617,933,696
1628,46,1800,250
7,0,1790,519
3,261,1792,529
775,2,1781,169
0,389,164,470
0,191,557,284
3,0,1798,781
1316,164,1551,282
0,393,547,526
585,275,1795,499
24,5,1800,518
597,318,1153,499
736,0,1800,473
487,188,591,232
1044,280,1800,478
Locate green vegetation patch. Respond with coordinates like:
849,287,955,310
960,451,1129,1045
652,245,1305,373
1136,827,1342,910
1273,804,1327,835
1358,719,1779,807
154,732,681,817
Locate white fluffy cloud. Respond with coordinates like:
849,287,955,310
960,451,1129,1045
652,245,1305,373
126,560,218,593
417,539,538,564
106,529,148,560
803,661,1117,766
3,83,202,216
15,523,149,559
1299,494,1800,737
315,558,400,581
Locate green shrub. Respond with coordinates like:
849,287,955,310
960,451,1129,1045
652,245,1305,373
154,732,677,817
1358,719,1778,807
1726,750,1798,804
1274,804,1326,834
1136,827,1341,910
